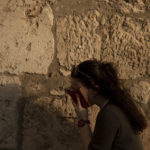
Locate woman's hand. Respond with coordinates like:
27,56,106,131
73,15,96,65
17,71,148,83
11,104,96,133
72,92,88,120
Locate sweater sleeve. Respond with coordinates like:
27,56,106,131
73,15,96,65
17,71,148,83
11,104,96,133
88,106,120,150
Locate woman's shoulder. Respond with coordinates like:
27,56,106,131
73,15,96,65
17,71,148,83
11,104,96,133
98,102,123,120
102,102,121,113
95,102,121,129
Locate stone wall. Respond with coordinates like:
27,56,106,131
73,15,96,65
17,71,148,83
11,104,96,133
0,0,150,150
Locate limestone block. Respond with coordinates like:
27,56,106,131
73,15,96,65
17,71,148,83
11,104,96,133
101,14,150,79
22,96,101,150
60,68,70,77
23,97,83,150
0,75,22,149
107,0,146,14
53,96,100,132
50,89,65,96
52,97,77,118
0,0,54,74
21,75,49,97
56,10,101,70
129,81,150,104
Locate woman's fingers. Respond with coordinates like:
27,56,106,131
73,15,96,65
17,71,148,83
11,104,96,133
71,100,77,108
70,92,88,119
76,92,83,110
71,93,81,114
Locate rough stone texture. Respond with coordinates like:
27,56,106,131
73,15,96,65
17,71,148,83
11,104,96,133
105,0,150,15
0,0,150,150
20,74,51,97
52,96,100,131
129,81,150,104
23,97,83,150
52,97,77,119
50,89,65,96
100,13,150,79
0,75,21,149
124,79,150,119
22,95,100,150
0,0,54,75
56,0,150,79
59,68,70,77
56,10,101,70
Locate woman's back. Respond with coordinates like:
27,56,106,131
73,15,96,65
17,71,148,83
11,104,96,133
88,102,144,150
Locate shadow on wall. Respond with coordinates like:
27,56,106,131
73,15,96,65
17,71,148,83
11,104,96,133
0,82,83,150
17,96,83,150
0,83,21,149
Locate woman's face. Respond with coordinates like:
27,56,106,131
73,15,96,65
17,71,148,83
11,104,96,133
70,78,95,106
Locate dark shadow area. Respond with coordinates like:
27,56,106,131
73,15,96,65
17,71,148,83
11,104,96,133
0,83,21,150
17,96,83,150
17,97,26,150
0,82,83,150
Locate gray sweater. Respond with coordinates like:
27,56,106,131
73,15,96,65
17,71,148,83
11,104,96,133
88,102,144,150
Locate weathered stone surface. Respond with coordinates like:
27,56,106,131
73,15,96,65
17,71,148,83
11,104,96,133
59,68,70,77
0,75,21,149
0,0,54,74
21,74,50,97
50,89,65,96
20,74,71,97
23,97,83,150
56,10,101,70
100,14,150,79
129,81,150,104
22,95,101,150
0,0,150,150
56,0,150,79
52,97,77,118
107,0,148,14
53,96,100,132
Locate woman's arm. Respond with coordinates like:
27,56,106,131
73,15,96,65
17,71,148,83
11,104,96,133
71,92,93,150
78,123,92,150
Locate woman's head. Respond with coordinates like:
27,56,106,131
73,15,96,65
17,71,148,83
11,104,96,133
71,59,119,104
71,59,118,88
71,59,147,133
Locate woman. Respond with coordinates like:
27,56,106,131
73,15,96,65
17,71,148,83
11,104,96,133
68,59,147,150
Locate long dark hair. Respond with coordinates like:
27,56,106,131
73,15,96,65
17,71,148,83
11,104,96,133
71,59,147,133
